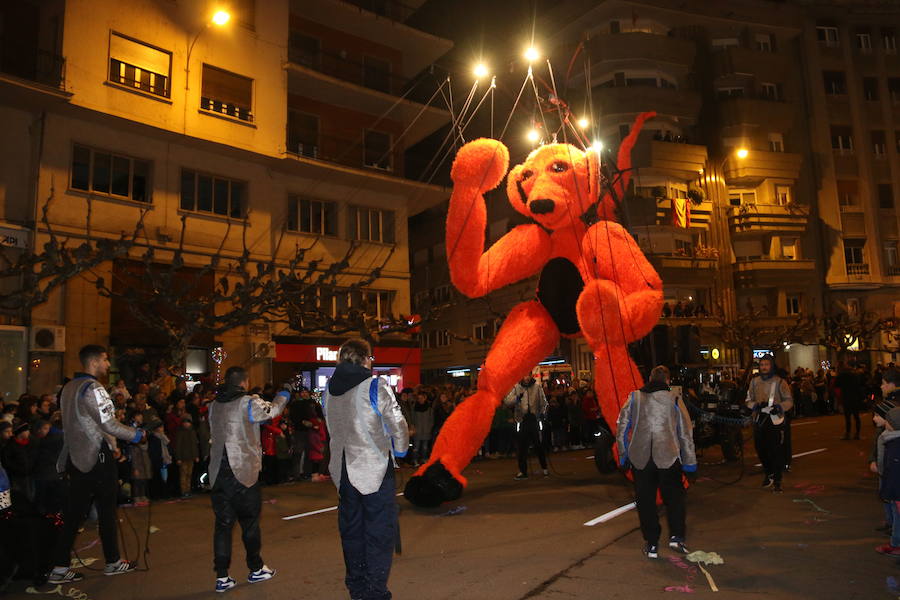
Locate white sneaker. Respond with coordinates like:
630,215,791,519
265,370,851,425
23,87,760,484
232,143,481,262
247,565,275,583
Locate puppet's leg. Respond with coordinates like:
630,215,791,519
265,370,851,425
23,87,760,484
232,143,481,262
591,344,643,462
404,301,559,507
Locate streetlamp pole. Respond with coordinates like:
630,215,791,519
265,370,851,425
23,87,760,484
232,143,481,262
184,10,230,92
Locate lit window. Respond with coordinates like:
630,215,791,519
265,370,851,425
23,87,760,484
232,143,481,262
180,169,246,218
775,185,791,205
108,33,171,98
201,65,253,122
71,144,151,203
287,195,337,235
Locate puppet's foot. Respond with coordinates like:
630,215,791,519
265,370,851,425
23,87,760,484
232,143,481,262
403,461,463,508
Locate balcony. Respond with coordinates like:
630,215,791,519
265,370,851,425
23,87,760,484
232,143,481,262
286,132,400,174
0,43,65,90
593,85,701,119
631,139,708,180
733,258,816,287
288,46,409,96
587,32,696,67
847,263,869,276
723,150,802,185
717,96,794,131
887,265,900,276
713,46,790,79
647,253,718,286
728,203,810,235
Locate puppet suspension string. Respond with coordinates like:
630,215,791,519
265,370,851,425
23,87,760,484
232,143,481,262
453,81,480,145
373,78,450,170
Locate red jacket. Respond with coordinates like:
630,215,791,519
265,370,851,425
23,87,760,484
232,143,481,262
261,416,282,456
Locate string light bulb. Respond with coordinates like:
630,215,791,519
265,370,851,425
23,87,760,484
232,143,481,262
590,140,603,153
524,46,540,62
527,129,540,143
473,63,489,79
577,118,589,129
736,147,749,159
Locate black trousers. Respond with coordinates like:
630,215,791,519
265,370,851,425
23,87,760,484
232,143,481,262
338,456,396,600
210,454,263,578
632,461,686,545
517,414,547,475
783,414,792,466
754,420,786,483
844,401,862,436
52,444,121,568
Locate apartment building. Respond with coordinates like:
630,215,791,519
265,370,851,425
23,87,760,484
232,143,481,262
0,0,451,396
413,0,900,383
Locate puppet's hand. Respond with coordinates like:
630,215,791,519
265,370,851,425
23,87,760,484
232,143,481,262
450,138,509,193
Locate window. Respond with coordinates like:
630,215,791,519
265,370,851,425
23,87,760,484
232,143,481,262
823,71,847,95
348,206,395,243
890,79,900,103
71,144,151,202
844,239,867,269
781,238,797,260
863,77,879,101
873,130,887,157
885,242,900,275
879,183,895,209
363,56,391,93
847,298,861,317
760,82,780,100
200,65,253,122
774,184,791,205
816,25,839,47
785,295,801,316
433,285,453,305
287,110,318,157
857,29,873,52
180,169,246,218
837,180,859,207
768,132,784,152
609,20,621,34
716,87,745,99
831,125,854,154
287,195,337,235
472,321,497,341
884,28,897,54
108,33,171,98
363,130,391,170
755,33,774,52
288,32,319,67
729,190,756,206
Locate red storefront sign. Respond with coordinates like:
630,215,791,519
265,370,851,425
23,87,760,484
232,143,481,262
275,343,422,387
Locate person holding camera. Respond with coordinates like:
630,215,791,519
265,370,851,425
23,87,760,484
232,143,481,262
616,365,697,560
48,345,145,584
207,366,289,593
746,354,793,493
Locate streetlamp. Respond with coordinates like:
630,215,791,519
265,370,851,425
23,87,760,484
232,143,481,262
185,9,231,91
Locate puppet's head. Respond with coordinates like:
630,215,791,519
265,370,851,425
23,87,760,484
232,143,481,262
505,144,600,231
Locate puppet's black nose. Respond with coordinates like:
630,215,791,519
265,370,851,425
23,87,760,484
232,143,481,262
529,199,555,214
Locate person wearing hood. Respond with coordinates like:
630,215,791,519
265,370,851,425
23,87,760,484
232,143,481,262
616,365,697,560
323,338,408,600
504,375,549,480
876,406,900,555
746,354,793,492
207,366,289,593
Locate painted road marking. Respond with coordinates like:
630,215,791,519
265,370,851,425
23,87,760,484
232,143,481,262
584,502,637,527
754,447,827,467
792,421,819,427
282,493,404,521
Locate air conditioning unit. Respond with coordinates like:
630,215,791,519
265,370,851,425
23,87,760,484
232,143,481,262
29,326,66,352
252,340,277,359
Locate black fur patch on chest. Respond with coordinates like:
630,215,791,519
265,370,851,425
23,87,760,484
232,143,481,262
537,257,585,335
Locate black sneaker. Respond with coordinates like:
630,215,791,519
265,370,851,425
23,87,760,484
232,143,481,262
514,473,528,481
104,559,136,576
644,543,659,559
47,569,84,584
784,464,791,473
772,482,783,493
668,537,689,554
761,475,774,489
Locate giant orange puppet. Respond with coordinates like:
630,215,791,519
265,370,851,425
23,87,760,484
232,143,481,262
404,112,663,507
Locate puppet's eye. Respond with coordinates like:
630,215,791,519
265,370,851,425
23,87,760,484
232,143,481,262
550,161,569,173
521,169,534,180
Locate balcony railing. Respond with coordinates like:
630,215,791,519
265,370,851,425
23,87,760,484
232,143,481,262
847,263,870,275
200,96,253,122
342,0,416,22
288,45,409,95
0,43,65,89
287,133,396,173
887,265,900,276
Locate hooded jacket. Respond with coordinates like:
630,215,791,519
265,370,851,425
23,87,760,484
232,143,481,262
324,362,408,495
57,374,142,474
616,381,697,471
503,379,548,424
208,384,289,489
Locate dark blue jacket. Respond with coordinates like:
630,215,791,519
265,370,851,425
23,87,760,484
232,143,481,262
881,436,900,501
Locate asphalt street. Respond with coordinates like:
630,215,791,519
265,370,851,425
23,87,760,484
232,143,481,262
11,414,897,599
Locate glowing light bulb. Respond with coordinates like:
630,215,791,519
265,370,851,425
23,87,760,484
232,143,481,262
527,129,540,143
590,140,603,153
577,118,589,129
473,63,489,79
524,47,540,62
212,10,231,26
736,147,749,159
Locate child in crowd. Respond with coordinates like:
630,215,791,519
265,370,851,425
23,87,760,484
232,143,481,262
174,414,199,497
129,413,152,505
307,408,329,482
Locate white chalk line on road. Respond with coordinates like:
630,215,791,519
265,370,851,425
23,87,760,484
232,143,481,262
753,447,827,467
282,493,404,521
584,502,636,527
791,421,819,427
